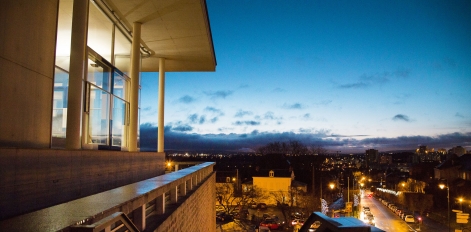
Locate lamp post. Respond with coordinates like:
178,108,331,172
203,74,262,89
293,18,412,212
459,198,463,211
439,180,450,232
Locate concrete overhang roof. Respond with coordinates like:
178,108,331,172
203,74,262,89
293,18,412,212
105,0,216,72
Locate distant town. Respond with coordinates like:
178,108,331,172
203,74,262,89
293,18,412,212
166,143,470,231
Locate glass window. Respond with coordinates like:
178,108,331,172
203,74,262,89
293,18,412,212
88,84,110,145
55,0,73,71
111,96,128,147
88,1,113,62
113,71,126,100
114,27,131,74
88,58,111,92
51,67,69,148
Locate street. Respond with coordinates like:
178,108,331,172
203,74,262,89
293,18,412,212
217,195,454,232
362,195,449,232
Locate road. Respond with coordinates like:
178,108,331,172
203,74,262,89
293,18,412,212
361,195,418,232
361,195,449,232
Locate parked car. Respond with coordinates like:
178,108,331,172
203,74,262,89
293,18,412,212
404,215,415,223
402,212,411,220
366,215,375,226
216,212,234,222
260,219,279,230
395,208,403,215
291,211,303,219
291,218,305,226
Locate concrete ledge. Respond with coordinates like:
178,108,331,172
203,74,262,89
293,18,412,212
0,162,215,232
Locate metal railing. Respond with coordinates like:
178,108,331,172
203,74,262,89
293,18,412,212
71,212,139,232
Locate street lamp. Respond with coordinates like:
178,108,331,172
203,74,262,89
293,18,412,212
439,180,450,232
459,198,463,211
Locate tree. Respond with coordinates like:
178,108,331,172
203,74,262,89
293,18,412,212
270,188,320,224
270,190,291,223
216,183,266,214
256,140,310,155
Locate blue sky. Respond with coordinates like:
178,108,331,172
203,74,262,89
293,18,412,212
140,0,471,153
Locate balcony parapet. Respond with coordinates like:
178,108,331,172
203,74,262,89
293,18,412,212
0,162,215,232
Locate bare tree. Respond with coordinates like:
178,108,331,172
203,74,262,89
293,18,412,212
216,183,266,214
256,140,311,155
270,190,291,223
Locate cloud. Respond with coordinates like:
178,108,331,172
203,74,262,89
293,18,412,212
263,112,282,121
338,82,369,89
205,107,224,116
233,120,261,126
142,106,152,111
140,123,471,153
392,114,410,122
239,84,249,88
177,95,196,104
235,110,253,118
172,124,193,132
337,68,409,89
188,114,206,124
455,112,465,118
273,88,285,92
283,103,304,109
204,90,233,99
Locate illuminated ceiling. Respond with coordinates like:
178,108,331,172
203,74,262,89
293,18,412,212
104,0,216,72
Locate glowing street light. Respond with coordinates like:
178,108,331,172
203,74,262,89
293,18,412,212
329,183,335,189
459,198,463,211
439,180,450,232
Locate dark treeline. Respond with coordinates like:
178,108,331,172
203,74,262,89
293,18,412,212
167,140,332,192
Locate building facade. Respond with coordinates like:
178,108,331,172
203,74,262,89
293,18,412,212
0,0,216,230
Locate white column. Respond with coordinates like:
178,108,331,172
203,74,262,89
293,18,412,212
157,58,166,152
66,0,89,150
129,22,142,152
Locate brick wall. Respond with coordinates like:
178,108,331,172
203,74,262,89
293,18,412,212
0,148,165,220
155,173,216,232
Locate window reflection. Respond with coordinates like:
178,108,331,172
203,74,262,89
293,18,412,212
51,67,69,148
88,84,110,145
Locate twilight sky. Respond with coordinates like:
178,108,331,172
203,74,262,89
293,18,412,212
139,0,471,153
